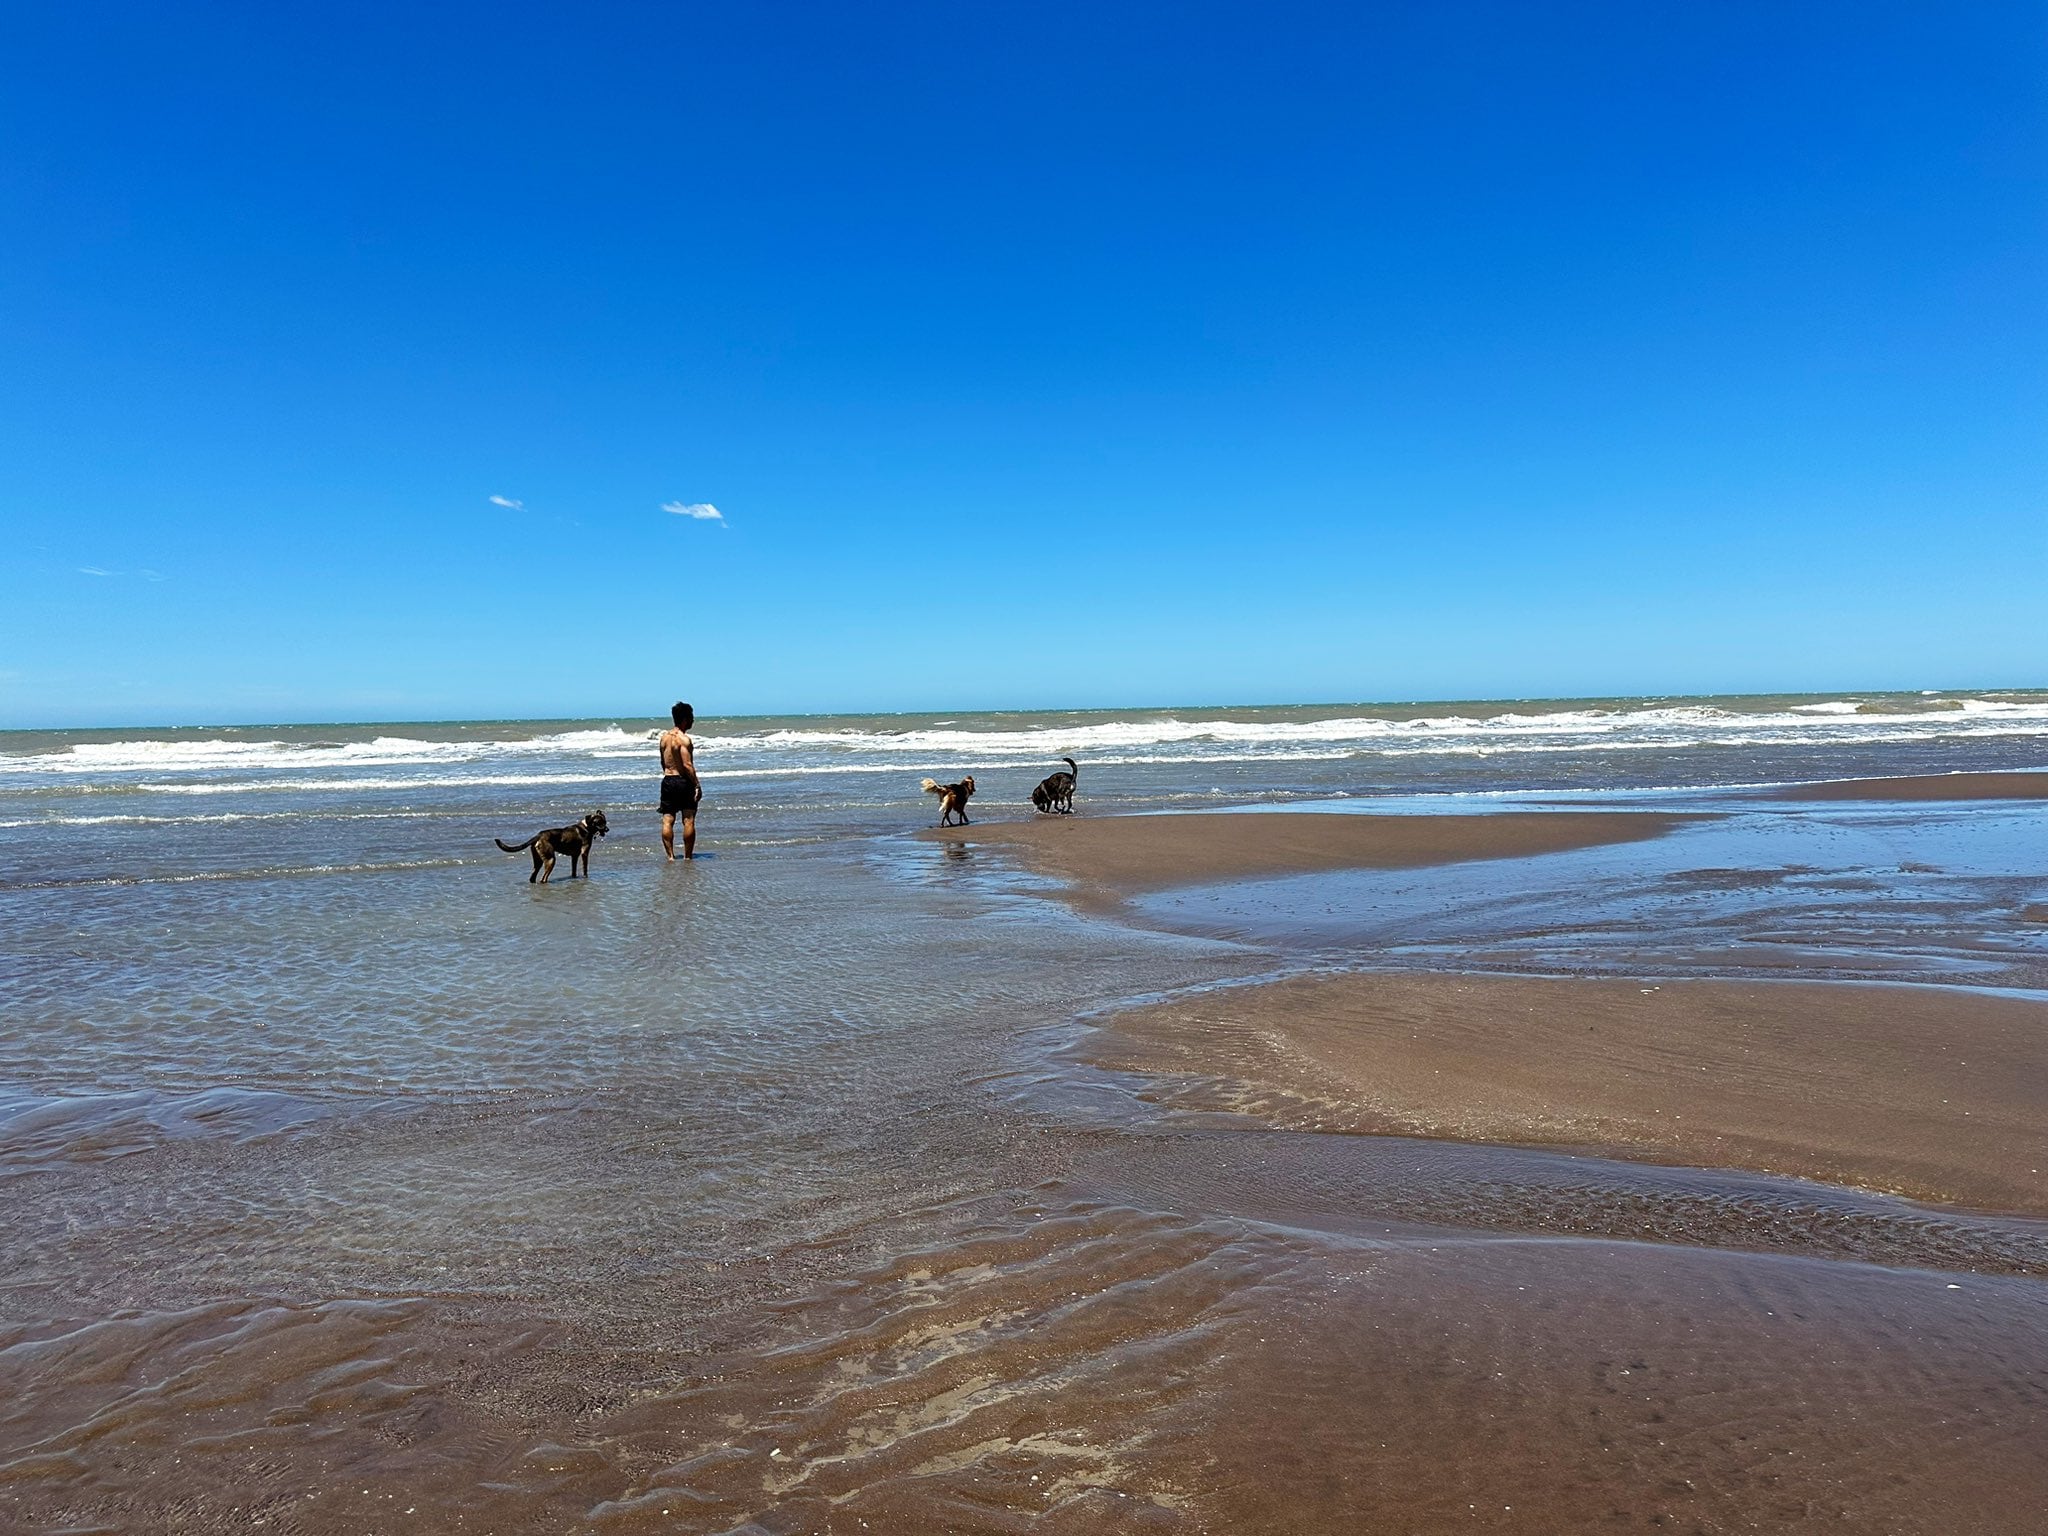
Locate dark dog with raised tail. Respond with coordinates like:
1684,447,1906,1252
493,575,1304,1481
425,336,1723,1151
495,811,608,883
1031,757,1079,815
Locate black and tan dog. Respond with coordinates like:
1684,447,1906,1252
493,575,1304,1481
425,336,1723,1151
495,810,608,883
1031,756,1078,815
921,776,976,826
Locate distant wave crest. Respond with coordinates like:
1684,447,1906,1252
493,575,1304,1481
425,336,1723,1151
6,698,2048,789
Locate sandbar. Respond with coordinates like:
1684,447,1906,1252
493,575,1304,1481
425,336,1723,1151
924,809,1691,907
1087,971,2048,1215
1770,770,2048,801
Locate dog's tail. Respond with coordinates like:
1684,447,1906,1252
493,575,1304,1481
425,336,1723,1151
495,834,539,853
1062,756,1077,778
921,778,943,795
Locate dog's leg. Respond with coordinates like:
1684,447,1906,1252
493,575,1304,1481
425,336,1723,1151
529,846,542,883
540,849,555,884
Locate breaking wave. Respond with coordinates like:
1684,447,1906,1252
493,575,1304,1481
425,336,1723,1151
5,696,2047,807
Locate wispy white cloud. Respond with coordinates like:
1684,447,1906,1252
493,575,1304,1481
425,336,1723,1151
663,500,725,523
489,494,525,511
78,566,115,577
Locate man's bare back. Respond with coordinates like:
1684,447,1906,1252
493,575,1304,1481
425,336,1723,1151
659,727,694,779
659,703,700,860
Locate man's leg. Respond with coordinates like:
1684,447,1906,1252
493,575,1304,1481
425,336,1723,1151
661,812,675,860
682,813,696,860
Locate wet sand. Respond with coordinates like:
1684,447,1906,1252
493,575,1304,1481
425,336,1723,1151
1771,769,2048,800
925,809,1693,907
1086,971,2048,1216
11,798,2048,1532
6,1174,2045,1535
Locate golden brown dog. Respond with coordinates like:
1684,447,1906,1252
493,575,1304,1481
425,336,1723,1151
495,810,608,883
920,776,976,826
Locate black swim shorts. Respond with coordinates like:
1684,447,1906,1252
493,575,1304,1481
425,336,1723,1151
659,773,701,816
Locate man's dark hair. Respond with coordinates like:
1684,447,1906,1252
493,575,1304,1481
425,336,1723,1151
671,701,694,729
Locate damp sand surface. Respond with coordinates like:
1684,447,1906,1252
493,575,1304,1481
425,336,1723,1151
1085,971,2048,1217
6,1136,2047,1529
924,808,1694,907
1771,770,2048,800
7,1162,2048,1536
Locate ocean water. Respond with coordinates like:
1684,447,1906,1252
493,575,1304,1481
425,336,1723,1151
8,689,2047,1091
5,692,2048,1531
11,690,2048,828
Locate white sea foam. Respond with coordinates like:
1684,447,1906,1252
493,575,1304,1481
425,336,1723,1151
0,810,439,829
138,770,653,795
7,699,2048,790
3,726,655,777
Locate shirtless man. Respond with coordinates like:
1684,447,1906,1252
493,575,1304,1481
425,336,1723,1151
658,701,701,860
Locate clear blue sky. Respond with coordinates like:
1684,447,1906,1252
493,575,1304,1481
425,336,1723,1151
2,2,2042,726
